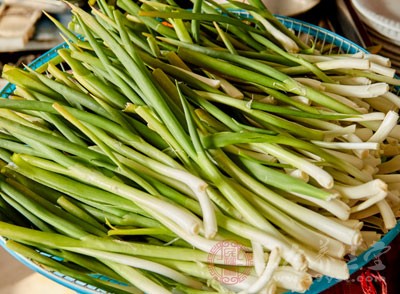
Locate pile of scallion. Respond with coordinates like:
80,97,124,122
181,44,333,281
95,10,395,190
0,0,399,293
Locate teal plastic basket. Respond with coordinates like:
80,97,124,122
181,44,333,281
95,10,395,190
1,13,399,294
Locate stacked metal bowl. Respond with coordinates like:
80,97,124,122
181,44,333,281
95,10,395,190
351,0,400,73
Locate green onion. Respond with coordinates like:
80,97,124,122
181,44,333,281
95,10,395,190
0,1,399,293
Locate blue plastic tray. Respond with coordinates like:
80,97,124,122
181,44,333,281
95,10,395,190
1,13,399,294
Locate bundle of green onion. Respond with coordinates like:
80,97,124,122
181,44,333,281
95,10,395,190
0,0,399,293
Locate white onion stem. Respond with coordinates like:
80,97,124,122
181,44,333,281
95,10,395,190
291,192,350,221
322,83,389,98
255,143,334,189
245,247,281,294
294,77,324,90
370,62,396,77
374,174,400,183
330,76,371,85
316,58,369,70
339,112,385,122
377,200,397,229
273,266,312,292
173,65,221,88
335,179,387,199
323,149,364,169
368,110,399,143
323,91,364,111
381,91,400,108
291,240,350,280
364,54,391,66
350,190,387,213
252,241,266,276
312,141,379,150
327,217,364,230
250,11,299,53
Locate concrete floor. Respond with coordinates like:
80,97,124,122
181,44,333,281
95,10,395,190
0,246,74,294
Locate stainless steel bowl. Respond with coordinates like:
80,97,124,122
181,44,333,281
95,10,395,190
262,0,321,16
